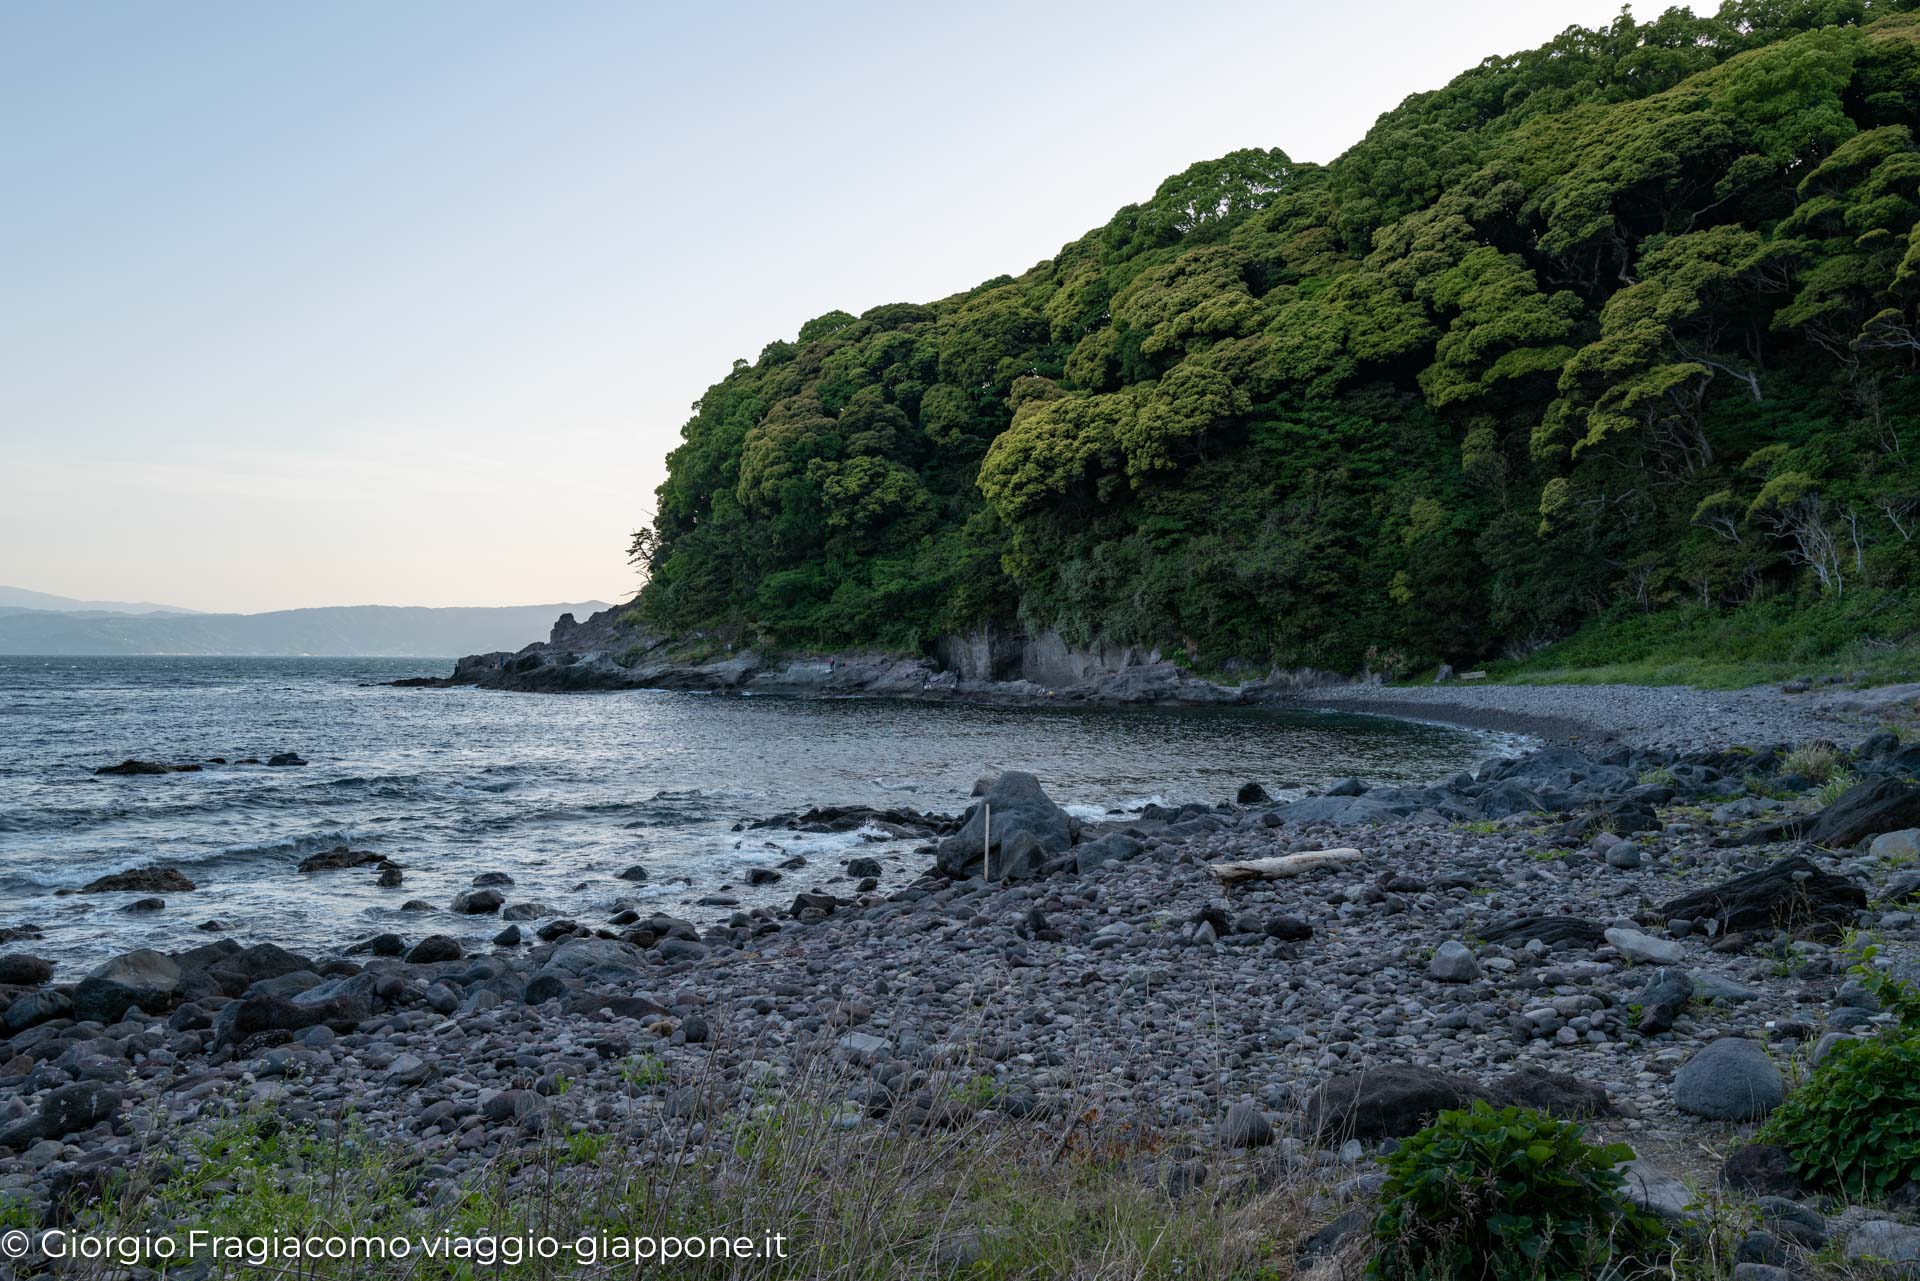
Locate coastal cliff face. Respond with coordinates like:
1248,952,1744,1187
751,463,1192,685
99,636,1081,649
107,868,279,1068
444,607,1342,704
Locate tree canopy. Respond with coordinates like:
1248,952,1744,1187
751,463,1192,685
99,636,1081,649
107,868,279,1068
635,1,1920,671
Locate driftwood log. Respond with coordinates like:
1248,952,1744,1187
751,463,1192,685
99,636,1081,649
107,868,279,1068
1209,849,1364,884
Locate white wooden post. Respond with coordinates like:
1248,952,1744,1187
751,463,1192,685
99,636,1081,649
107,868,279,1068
983,801,992,883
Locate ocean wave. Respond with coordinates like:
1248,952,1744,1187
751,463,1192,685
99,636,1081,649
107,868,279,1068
6,828,362,894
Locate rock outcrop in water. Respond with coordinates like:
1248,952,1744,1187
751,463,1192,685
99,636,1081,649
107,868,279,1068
72,867,197,895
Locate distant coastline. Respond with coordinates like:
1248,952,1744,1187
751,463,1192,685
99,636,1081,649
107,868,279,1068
0,600,610,658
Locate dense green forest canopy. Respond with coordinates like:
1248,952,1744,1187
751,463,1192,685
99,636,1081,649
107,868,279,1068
635,0,1920,673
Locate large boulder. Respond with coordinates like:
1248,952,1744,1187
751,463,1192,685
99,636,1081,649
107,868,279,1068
1302,1065,1493,1140
186,941,315,996
71,949,181,1023
538,938,645,983
1475,781,1544,819
935,772,1073,879
1674,1037,1785,1120
1659,856,1866,940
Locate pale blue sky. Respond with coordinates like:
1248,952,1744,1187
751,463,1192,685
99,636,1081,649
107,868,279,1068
1,0,1690,612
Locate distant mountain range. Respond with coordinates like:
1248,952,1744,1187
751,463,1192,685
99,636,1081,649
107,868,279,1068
0,590,612,656
0,585,201,615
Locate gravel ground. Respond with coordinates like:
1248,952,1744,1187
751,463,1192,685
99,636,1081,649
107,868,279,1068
5,693,1920,1274
1305,681,1875,751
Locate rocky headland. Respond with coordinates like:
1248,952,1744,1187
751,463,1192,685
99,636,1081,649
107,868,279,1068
6,682,1920,1274
416,605,1916,753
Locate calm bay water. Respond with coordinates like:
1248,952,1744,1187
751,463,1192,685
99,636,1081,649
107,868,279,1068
0,656,1515,967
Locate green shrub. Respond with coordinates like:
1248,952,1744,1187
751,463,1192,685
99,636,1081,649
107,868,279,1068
1369,1102,1662,1281
1759,1032,1920,1198
1760,941,1920,1197
1814,769,1858,807
1782,742,1837,783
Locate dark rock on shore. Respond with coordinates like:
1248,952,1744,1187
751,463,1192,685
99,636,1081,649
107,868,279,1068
71,949,181,1023
214,993,371,1046
406,935,462,964
1673,1038,1785,1120
0,1083,121,1147
3,989,72,1031
1490,1067,1615,1119
1730,776,1920,847
1481,915,1606,949
1659,856,1866,940
1722,1144,1811,1198
936,772,1075,879
1303,1065,1493,1140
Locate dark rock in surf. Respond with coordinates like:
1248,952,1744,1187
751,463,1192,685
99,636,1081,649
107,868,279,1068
406,935,463,964
0,954,53,986
296,848,388,873
95,759,199,776
790,891,841,921
267,752,308,767
75,866,196,894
